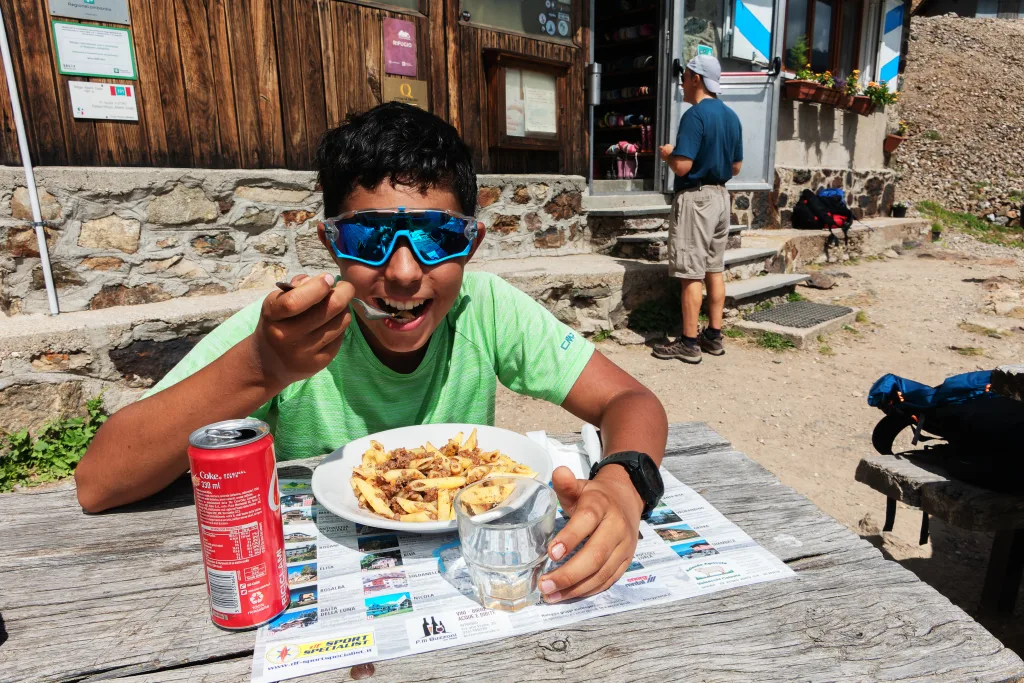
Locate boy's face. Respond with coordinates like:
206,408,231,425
317,183,485,357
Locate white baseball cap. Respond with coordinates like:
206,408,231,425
686,54,721,94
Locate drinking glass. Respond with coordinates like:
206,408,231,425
454,476,557,612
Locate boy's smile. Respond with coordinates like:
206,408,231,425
318,182,484,371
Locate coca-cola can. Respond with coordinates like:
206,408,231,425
187,419,289,630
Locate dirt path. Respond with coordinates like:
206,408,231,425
495,238,1024,655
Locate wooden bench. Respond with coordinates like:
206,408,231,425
856,366,1024,614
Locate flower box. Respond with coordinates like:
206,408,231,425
838,94,855,110
850,96,877,116
783,80,819,102
814,87,842,106
883,134,904,154
891,205,908,218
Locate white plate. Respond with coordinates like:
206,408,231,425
311,424,553,534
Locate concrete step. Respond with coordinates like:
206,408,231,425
613,224,747,244
586,205,672,218
583,192,671,212
725,274,810,305
613,232,764,267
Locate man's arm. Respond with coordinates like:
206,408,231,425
75,274,353,513
536,351,668,602
732,160,742,176
660,144,694,177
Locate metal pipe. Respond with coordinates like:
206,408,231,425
0,4,59,315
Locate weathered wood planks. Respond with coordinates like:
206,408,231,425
1,423,1020,682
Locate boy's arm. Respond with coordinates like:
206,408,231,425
75,274,354,513
538,351,668,603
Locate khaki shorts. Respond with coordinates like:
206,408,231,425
667,185,730,279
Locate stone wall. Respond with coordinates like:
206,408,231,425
0,168,587,316
772,167,900,229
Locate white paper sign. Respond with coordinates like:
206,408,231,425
522,70,557,135
69,81,138,121
504,68,525,138
49,0,131,25
53,21,137,79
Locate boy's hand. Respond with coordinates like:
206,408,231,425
251,273,354,391
538,465,644,603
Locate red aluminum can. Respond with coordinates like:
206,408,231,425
187,419,289,630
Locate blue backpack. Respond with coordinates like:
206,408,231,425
868,371,1024,492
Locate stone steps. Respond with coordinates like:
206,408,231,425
724,274,811,306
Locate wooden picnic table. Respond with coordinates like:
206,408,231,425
2,422,1022,682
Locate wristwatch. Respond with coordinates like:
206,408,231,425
589,451,664,519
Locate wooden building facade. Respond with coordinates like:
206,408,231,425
0,0,590,175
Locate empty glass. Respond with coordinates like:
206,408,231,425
454,476,557,612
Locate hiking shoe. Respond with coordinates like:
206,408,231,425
652,338,702,364
701,332,725,356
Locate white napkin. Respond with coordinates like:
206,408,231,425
527,424,601,481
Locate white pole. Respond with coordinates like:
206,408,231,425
0,4,59,315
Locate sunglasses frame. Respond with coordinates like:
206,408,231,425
321,207,479,267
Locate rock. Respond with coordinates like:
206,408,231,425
281,209,315,227
610,328,646,345
11,187,61,221
32,263,83,289
902,240,923,249
0,380,85,434
5,226,57,258
147,186,219,225
31,350,91,373
295,231,334,270
233,206,278,232
543,191,582,220
141,255,183,273
734,195,750,210
186,282,228,297
807,272,836,289
81,256,124,271
993,216,1010,226
78,215,141,254
90,283,171,309
883,248,899,258
155,238,177,248
792,169,812,184
234,186,311,204
892,245,905,255
512,186,531,204
523,212,542,231
477,187,501,208
254,232,287,255
490,215,520,234
109,336,204,383
530,183,550,201
169,259,207,280
995,302,1024,316
534,227,565,248
239,262,286,290
191,234,236,256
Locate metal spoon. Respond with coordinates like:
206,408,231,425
275,281,397,321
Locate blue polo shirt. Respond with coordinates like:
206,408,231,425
672,98,743,192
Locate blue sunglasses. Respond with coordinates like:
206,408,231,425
322,208,478,266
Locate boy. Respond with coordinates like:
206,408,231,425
654,55,742,364
76,103,668,603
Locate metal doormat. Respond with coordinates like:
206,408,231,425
745,301,854,328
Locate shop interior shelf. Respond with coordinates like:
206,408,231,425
595,125,647,133
596,36,657,49
597,95,656,105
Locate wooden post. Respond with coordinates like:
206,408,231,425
980,529,1024,614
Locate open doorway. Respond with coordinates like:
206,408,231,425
591,0,665,194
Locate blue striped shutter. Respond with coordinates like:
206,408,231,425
730,0,774,64
877,0,904,90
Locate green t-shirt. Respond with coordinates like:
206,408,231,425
145,272,594,461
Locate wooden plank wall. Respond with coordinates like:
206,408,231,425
0,0,586,174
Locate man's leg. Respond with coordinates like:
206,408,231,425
681,278,704,338
704,271,725,330
700,187,731,356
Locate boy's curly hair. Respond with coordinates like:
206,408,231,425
315,103,477,218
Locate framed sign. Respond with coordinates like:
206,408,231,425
383,18,417,77
49,0,131,25
52,21,137,80
69,81,138,121
484,50,570,151
383,77,428,109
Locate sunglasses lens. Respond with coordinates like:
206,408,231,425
333,211,473,265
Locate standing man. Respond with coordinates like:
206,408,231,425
653,55,742,364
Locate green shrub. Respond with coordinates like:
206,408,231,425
592,329,612,342
0,394,108,492
757,332,795,351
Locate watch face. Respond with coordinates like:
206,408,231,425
640,456,664,497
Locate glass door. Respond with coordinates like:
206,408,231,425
661,0,787,192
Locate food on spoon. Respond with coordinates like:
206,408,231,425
349,429,536,521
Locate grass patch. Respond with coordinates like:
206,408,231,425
953,346,985,357
723,328,745,338
842,324,860,335
591,329,612,342
1,394,108,492
753,300,775,312
855,310,869,324
819,343,835,356
757,332,795,351
958,321,1001,338
786,291,807,302
918,200,1024,249
923,130,942,140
